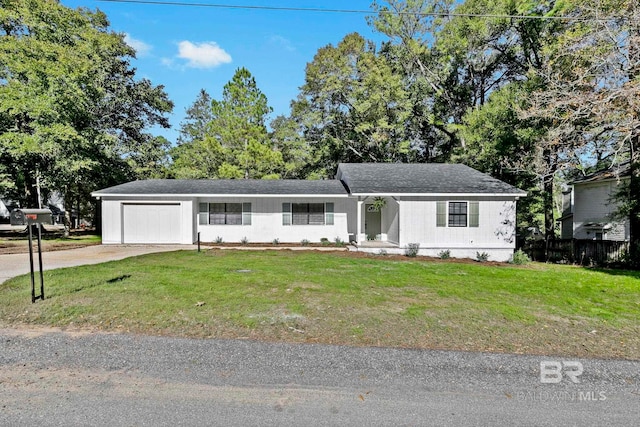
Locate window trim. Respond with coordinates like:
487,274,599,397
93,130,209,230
448,201,468,228
282,202,334,226
436,200,479,228
198,202,251,226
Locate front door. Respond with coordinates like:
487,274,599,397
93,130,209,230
365,204,381,240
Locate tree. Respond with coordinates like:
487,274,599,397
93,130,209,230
171,68,283,179
177,89,213,145
127,135,171,179
169,136,224,179
169,89,221,179
291,33,412,176
213,67,282,179
269,115,312,178
456,82,546,234
524,0,640,262
0,0,172,216
369,0,560,161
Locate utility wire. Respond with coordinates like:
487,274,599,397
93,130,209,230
95,0,609,22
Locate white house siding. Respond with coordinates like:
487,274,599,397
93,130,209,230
197,197,349,244
573,180,630,241
100,197,195,244
351,196,400,243
345,197,358,242
382,198,400,244
397,196,518,262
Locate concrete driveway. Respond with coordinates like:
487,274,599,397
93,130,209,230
0,244,198,284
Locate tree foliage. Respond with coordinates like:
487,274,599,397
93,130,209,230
523,0,640,258
177,89,213,146
369,0,560,161
171,67,284,179
291,33,412,176
0,0,172,214
368,0,563,236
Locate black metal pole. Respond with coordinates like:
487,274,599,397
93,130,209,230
198,232,201,252
37,223,44,300
27,224,35,303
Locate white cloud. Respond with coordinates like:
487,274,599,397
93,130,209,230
161,57,175,68
124,33,152,57
177,41,232,69
269,35,295,52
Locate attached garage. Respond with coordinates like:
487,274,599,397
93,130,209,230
122,203,182,244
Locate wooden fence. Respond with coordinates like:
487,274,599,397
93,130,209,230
523,239,630,265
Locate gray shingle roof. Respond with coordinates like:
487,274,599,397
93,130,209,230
571,161,631,184
93,179,348,196
337,163,526,195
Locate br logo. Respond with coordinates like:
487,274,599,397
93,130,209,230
540,361,584,384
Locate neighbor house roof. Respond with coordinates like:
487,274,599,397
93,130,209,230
571,161,631,184
92,179,348,197
336,163,526,196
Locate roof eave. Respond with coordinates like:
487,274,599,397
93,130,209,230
92,192,350,198
350,192,527,197
571,175,631,185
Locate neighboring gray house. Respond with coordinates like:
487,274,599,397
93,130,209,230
559,162,630,241
92,163,526,261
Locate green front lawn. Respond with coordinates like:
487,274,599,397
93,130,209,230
1,250,639,359
0,234,101,254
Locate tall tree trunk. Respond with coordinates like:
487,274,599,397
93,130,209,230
542,148,556,260
630,136,640,267
23,168,39,208
629,13,639,268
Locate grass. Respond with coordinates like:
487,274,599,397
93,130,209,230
0,234,101,254
1,249,639,359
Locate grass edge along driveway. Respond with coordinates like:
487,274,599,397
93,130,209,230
1,249,639,360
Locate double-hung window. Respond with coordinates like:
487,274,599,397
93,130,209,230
436,201,479,228
282,202,334,225
199,202,251,225
448,202,467,227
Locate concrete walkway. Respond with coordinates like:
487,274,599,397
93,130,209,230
0,244,198,284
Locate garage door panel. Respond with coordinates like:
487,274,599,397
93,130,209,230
123,204,181,244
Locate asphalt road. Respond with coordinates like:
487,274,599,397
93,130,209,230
1,328,638,426
0,245,198,284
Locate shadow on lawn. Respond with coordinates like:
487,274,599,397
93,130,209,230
589,267,640,279
68,274,132,294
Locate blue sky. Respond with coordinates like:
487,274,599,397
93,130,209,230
61,0,384,143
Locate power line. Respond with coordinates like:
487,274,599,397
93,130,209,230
94,0,603,22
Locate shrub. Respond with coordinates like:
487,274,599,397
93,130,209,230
301,239,310,246
272,238,280,245
377,249,388,256
405,243,420,257
476,251,489,262
240,236,249,245
438,250,451,260
214,236,223,244
511,249,530,265
334,237,344,246
320,237,329,243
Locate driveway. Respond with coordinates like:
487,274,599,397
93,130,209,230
0,244,198,284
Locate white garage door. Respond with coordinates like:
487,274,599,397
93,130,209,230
122,204,182,244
